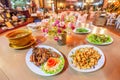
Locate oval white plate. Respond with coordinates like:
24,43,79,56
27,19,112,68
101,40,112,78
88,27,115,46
26,45,64,76
68,45,105,72
86,35,113,45
73,28,91,34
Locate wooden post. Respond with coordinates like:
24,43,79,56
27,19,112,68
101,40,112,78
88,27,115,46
55,0,58,13
43,0,44,8
42,0,45,14
103,0,108,8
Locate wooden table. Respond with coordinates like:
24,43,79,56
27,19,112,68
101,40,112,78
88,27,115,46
0,25,120,80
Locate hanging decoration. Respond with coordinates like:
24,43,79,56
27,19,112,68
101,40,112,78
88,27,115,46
107,0,120,13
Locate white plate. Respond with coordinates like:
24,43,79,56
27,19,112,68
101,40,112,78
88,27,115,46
27,22,41,31
86,35,113,45
68,45,105,72
73,28,91,34
25,45,64,76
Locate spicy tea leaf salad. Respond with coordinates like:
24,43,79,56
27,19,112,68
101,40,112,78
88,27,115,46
41,57,64,74
87,34,112,44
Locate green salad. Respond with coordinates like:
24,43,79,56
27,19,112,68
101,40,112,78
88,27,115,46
76,28,88,33
41,57,64,74
87,34,112,44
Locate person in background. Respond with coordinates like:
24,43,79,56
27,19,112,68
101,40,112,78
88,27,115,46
30,0,37,13
88,6,96,22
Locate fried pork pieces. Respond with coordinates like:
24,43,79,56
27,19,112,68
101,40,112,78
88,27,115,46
30,47,60,66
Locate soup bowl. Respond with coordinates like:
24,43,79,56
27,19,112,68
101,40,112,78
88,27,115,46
6,29,33,46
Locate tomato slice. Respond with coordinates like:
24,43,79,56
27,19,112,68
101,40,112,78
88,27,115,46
47,58,57,67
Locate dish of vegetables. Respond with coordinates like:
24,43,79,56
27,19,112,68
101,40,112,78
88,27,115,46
26,45,64,76
73,28,91,34
87,34,113,45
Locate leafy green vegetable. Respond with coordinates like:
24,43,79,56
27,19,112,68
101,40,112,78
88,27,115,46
41,57,64,74
76,28,88,33
87,34,112,44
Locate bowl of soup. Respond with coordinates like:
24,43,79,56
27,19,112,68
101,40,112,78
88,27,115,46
6,29,33,46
